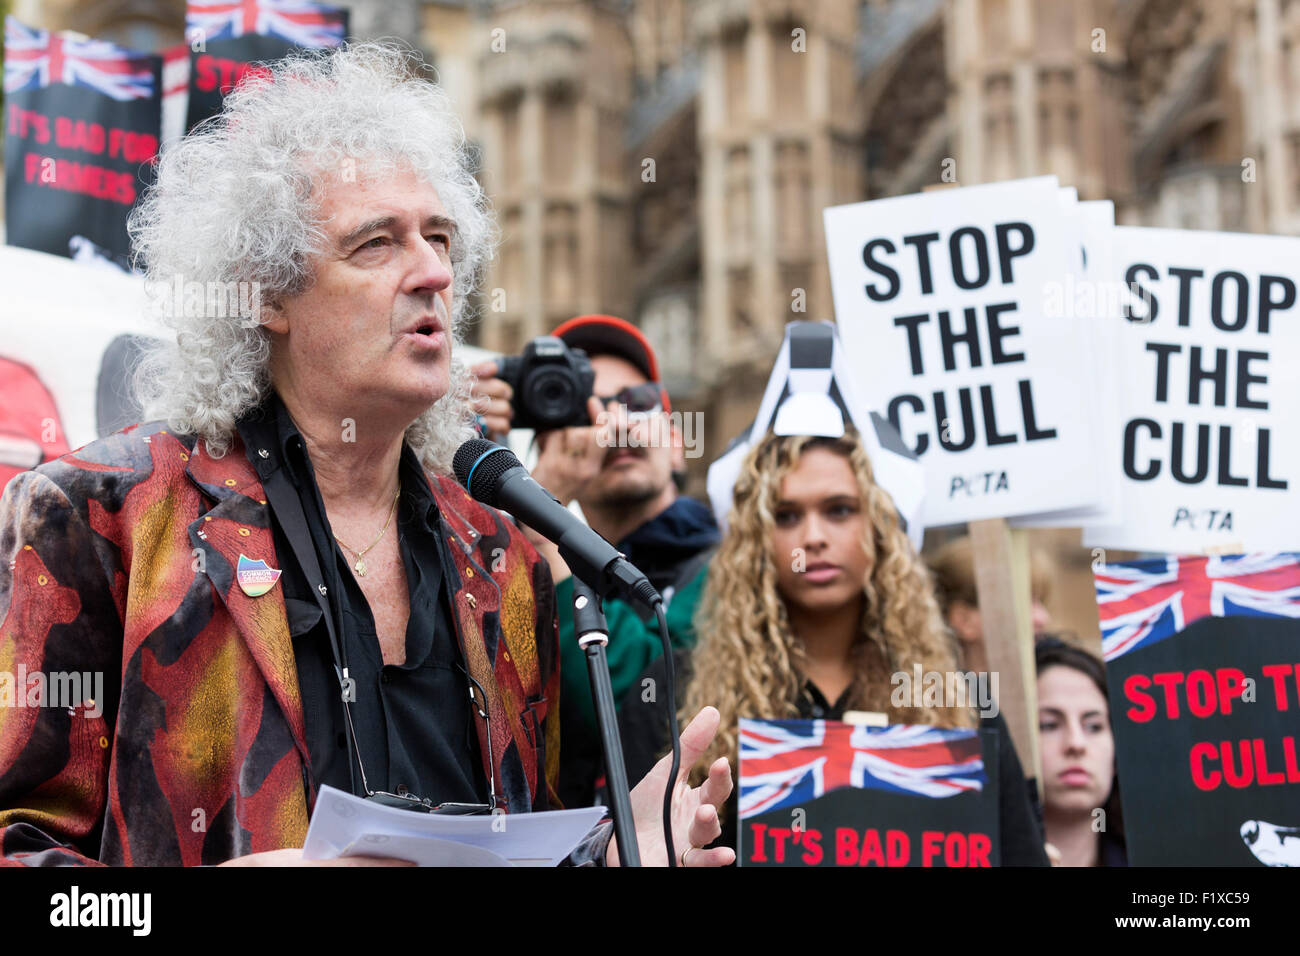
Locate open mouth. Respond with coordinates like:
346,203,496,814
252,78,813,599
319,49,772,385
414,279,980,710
402,319,445,350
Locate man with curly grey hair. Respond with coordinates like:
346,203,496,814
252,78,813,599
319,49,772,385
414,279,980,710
0,41,732,868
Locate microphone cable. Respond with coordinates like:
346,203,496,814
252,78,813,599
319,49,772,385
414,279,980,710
657,601,681,867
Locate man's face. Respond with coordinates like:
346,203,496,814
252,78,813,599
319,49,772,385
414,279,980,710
581,353,676,508
267,164,455,425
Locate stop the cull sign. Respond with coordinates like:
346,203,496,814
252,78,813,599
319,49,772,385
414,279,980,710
1095,553,1300,866
1084,228,1300,553
738,720,998,867
187,35,310,133
824,177,1097,526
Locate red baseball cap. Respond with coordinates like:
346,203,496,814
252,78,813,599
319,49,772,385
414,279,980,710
552,314,670,412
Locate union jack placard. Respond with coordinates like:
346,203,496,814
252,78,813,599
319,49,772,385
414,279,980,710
739,719,986,820
1095,551,1300,865
4,17,155,101
185,0,347,49
1094,552,1300,662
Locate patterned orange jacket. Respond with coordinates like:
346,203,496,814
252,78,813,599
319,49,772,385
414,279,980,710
0,422,577,865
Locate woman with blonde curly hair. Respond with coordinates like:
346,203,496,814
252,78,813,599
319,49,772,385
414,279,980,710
618,428,1048,864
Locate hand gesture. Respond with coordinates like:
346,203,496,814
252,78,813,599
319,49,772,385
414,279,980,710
608,706,736,867
530,394,610,506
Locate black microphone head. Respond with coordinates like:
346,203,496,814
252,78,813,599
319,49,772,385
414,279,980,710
453,438,522,506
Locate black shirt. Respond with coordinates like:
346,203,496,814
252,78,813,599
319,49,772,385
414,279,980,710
236,394,486,808
620,649,1050,865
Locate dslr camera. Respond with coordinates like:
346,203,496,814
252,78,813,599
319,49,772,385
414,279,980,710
497,336,596,431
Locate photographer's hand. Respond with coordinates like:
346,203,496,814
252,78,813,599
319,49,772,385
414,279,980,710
529,395,609,507
470,360,514,440
515,395,609,586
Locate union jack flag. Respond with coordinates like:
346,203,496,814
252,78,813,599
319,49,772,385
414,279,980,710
1094,552,1300,662
4,17,156,101
738,719,986,819
186,0,347,49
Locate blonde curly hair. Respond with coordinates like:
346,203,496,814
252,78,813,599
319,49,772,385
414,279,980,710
680,430,974,788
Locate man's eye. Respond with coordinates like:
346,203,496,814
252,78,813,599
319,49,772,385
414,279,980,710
359,236,390,250
427,234,451,249
1038,719,1059,732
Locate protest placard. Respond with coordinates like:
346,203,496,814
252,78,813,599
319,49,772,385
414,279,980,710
4,16,161,265
824,176,1096,527
738,719,999,867
1012,197,1123,528
1095,552,1300,865
183,1,348,133
1084,228,1300,553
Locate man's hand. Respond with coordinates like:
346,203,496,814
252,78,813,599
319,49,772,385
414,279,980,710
607,706,736,867
530,395,609,507
218,848,415,866
470,360,514,441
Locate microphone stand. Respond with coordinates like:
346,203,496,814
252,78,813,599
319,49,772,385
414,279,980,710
571,576,641,866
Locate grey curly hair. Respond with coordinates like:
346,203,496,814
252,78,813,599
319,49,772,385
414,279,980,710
128,40,494,472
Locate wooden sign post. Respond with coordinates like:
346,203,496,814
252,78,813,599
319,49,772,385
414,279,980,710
968,518,1041,797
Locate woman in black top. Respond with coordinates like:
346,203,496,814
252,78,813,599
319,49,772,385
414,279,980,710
619,430,1048,865
1036,638,1127,866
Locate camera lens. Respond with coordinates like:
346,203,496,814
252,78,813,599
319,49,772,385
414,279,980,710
524,367,579,429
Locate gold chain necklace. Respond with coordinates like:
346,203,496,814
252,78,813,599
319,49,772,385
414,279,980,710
333,489,400,578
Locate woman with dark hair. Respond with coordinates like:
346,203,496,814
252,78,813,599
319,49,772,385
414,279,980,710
619,429,1048,864
1036,638,1127,866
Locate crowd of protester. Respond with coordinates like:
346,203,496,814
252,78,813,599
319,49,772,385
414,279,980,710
474,317,1124,867
0,42,1123,868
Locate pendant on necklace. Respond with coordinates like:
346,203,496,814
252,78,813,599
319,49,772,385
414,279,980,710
354,558,367,577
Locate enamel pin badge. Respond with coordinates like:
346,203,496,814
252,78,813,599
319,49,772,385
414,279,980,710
236,553,281,597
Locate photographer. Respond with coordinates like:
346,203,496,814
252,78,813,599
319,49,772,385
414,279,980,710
472,314,719,808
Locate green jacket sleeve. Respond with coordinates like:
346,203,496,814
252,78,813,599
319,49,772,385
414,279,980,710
556,567,707,735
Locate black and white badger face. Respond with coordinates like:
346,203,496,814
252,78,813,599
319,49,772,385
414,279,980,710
1241,820,1300,866
68,235,132,274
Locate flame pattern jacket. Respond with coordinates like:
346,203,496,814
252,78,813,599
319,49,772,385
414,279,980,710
0,422,605,865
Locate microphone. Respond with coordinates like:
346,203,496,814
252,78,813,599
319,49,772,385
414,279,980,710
453,438,661,613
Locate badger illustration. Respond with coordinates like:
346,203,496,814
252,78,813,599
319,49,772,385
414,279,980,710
1241,819,1300,866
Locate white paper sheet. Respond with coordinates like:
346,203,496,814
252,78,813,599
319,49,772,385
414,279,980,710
302,785,608,867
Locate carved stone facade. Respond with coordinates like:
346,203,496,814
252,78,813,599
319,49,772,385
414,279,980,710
463,0,635,355
442,0,1294,476
13,0,184,49
18,0,1300,637
29,0,1292,439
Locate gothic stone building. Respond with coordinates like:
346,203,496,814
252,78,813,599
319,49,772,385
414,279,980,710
20,0,1297,639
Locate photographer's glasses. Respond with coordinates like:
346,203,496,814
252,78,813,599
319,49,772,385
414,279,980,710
596,383,664,419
